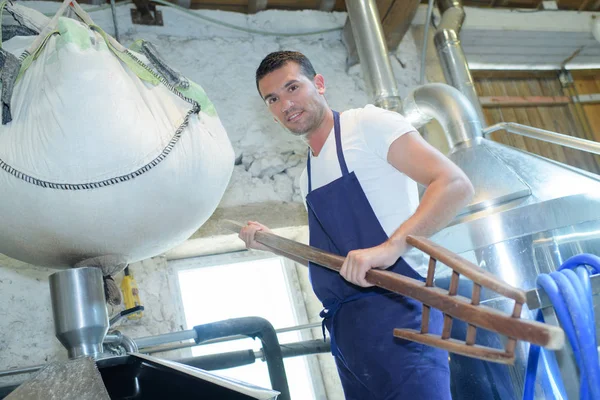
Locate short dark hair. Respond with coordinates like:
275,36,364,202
255,51,317,97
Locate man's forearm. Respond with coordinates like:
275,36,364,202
388,176,474,249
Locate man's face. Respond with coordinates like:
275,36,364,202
258,62,327,136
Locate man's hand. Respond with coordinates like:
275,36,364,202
340,239,407,287
239,221,272,251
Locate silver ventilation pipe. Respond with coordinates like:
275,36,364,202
434,0,486,125
345,0,484,154
345,0,402,112
402,83,482,151
403,82,531,214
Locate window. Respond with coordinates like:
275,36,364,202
173,251,324,400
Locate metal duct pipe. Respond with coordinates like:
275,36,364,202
402,83,482,150
437,0,464,31
104,331,139,353
265,339,331,359
434,0,486,125
120,334,139,353
345,0,402,111
192,317,291,400
177,349,257,371
175,339,332,372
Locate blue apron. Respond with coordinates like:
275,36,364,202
306,111,451,400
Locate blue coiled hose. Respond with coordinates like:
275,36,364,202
523,254,600,400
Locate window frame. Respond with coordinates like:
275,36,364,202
169,249,328,399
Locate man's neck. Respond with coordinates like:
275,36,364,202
306,109,334,157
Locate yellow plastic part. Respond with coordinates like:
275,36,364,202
121,274,143,320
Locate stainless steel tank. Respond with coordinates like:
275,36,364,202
429,135,600,400
344,1,599,397
401,83,600,399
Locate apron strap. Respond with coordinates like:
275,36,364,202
320,291,381,365
307,110,347,194
307,148,312,193
332,110,349,176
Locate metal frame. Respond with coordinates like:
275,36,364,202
526,273,600,310
167,249,327,399
483,122,600,156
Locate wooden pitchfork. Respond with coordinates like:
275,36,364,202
222,220,564,364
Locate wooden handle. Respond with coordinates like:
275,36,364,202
222,220,564,351
222,219,342,269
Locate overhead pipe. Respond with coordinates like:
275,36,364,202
402,83,482,151
434,0,486,125
345,0,484,152
345,0,403,112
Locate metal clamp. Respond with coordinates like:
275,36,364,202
526,273,600,310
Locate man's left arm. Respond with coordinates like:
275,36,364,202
340,130,474,287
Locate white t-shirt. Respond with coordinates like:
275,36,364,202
299,104,426,276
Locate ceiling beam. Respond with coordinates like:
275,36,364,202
319,0,336,11
248,0,268,14
381,0,420,52
579,0,592,11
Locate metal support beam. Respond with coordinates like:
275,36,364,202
248,0,268,14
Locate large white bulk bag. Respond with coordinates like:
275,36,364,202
0,0,234,275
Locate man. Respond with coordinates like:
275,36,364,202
240,51,474,399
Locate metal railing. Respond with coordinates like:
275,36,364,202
483,122,600,156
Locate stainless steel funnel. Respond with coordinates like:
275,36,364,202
49,267,109,359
